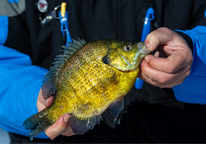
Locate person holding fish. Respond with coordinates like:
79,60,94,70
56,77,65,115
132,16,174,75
0,0,206,143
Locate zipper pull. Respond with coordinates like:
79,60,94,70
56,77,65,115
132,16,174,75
141,7,155,42
59,2,72,46
135,7,155,89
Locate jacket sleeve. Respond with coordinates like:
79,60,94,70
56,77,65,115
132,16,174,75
172,26,206,104
0,17,49,139
0,46,49,139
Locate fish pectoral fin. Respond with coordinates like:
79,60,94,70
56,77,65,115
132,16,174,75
68,115,103,134
109,98,124,124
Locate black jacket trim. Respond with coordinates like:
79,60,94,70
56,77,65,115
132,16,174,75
176,31,193,52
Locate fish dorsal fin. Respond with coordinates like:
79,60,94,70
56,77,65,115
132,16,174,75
42,39,86,99
68,115,103,134
109,98,124,124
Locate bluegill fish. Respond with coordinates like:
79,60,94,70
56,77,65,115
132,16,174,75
23,39,150,140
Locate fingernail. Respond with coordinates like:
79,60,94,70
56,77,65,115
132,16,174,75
64,114,70,122
145,56,149,63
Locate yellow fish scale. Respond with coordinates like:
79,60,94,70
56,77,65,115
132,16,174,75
47,40,139,122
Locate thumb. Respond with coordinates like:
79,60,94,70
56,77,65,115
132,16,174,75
38,88,54,108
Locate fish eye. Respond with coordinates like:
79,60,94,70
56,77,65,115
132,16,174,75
124,45,132,51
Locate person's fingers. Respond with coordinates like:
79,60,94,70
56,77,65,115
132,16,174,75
154,51,160,57
44,96,54,107
37,90,54,112
37,98,45,112
45,114,71,140
139,60,190,88
37,88,55,109
141,60,173,84
140,27,193,88
144,52,187,73
145,27,174,52
60,124,74,136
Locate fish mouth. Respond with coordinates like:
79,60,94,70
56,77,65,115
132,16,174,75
140,49,150,54
137,41,150,57
102,54,138,72
138,49,150,60
102,48,150,72
136,49,150,66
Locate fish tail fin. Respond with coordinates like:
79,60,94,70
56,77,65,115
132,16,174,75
23,108,53,141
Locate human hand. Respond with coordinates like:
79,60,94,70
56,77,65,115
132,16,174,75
37,89,74,140
138,27,193,88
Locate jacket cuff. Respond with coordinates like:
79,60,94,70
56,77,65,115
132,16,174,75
175,31,193,52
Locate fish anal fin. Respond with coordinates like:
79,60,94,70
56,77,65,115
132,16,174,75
68,115,103,134
109,98,124,124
